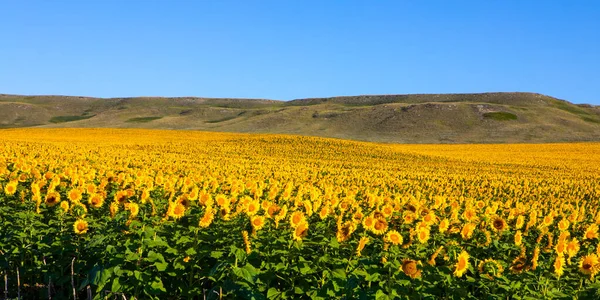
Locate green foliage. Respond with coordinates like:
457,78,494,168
483,112,518,121
49,115,95,123
125,117,163,123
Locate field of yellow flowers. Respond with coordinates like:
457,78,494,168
1,128,600,299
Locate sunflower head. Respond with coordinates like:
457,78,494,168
73,219,89,235
385,230,403,246
453,251,470,277
491,216,507,232
579,254,600,279
45,192,61,207
402,260,421,279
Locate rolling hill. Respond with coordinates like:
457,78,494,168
1,92,599,143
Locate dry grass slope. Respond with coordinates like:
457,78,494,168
1,92,599,143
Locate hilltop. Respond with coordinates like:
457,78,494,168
1,92,599,143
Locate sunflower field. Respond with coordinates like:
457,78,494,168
1,128,600,299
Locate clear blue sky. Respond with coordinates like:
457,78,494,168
1,1,599,104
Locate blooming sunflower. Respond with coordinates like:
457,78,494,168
89,193,104,208
199,209,215,228
554,255,566,278
44,191,61,207
290,211,306,228
60,201,70,213
356,236,369,257
584,224,599,240
124,202,139,219
4,181,18,196
67,189,83,202
461,223,476,240
557,218,570,231
251,215,266,232
416,227,430,244
491,216,508,232
510,256,528,274
579,254,600,279
454,251,470,277
385,230,403,246
372,219,388,235
514,230,523,246
246,200,260,217
402,260,422,279
438,218,449,233
292,222,309,241
566,238,580,260
515,215,525,230
336,221,355,243
73,219,89,235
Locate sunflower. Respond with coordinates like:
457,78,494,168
402,260,422,279
89,193,104,208
245,200,260,216
242,230,251,254
319,206,330,219
491,216,507,232
584,224,599,240
114,191,128,204
44,191,61,207
251,215,266,232
428,246,444,266
67,189,82,202
454,251,470,277
381,204,394,218
199,208,215,228
541,215,554,227
565,238,580,261
416,227,430,244
510,256,528,274
557,218,570,231
515,215,525,230
461,223,476,240
336,221,355,243
385,230,403,246
292,222,309,241
554,240,566,256
290,211,306,228
514,230,523,246
267,204,280,218
554,255,566,277
4,181,18,196
438,218,449,233
73,219,89,235
60,201,70,213
124,202,139,219
356,236,369,257
579,254,600,279
109,202,119,218
85,183,96,195
372,219,388,235
478,259,504,279
531,247,540,270
362,215,375,230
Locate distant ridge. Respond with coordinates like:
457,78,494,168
1,92,599,143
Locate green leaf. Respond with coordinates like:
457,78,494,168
147,250,166,263
150,277,167,293
375,289,389,300
111,277,121,292
185,247,197,256
329,237,339,249
267,287,281,299
210,251,224,259
154,261,169,272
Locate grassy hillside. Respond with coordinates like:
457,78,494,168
1,92,599,143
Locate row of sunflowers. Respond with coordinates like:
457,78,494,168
1,128,599,299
